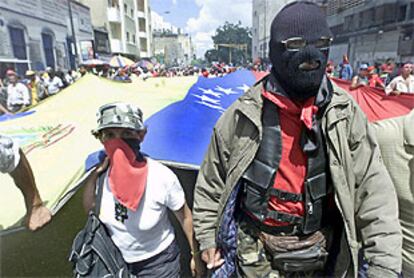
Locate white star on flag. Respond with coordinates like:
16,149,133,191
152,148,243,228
215,86,239,95
198,88,223,98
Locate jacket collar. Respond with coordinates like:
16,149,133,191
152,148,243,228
237,74,351,128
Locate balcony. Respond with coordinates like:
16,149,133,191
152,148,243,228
107,7,121,23
110,39,123,53
139,31,147,38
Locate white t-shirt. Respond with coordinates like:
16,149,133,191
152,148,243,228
7,83,30,110
99,158,185,263
385,75,414,95
45,76,63,95
0,134,20,174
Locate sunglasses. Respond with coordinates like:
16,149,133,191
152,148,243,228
281,37,333,52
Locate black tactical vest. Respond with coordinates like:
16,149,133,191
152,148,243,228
242,99,330,235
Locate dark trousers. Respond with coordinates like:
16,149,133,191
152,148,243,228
127,240,180,278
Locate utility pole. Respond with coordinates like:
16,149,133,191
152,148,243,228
68,0,79,69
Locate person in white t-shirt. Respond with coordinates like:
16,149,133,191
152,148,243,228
83,102,201,277
0,134,51,230
44,68,63,95
6,70,30,112
385,62,414,95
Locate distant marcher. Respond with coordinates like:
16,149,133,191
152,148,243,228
44,68,63,95
326,60,335,77
25,70,48,104
6,70,30,112
339,54,353,80
350,64,369,89
385,62,414,95
367,66,385,89
0,134,52,230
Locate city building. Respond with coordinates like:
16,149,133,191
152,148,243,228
327,0,414,66
251,0,326,60
0,0,94,76
80,0,152,59
152,30,195,66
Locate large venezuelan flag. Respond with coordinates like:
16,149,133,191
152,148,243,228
0,74,196,230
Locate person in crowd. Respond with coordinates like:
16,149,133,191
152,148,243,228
0,134,52,231
201,68,209,78
79,66,87,77
350,63,369,89
339,54,353,80
25,70,48,104
6,70,30,113
64,70,74,85
372,109,414,277
367,66,385,89
43,67,63,95
385,59,399,85
193,2,402,278
83,102,200,277
325,60,335,77
385,62,414,95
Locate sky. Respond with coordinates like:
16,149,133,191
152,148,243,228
150,0,252,58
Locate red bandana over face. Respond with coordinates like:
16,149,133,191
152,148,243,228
103,138,148,211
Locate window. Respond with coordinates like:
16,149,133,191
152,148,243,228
8,26,27,60
138,18,146,32
124,3,127,13
126,31,130,42
411,3,414,19
140,38,147,52
132,34,136,43
130,8,134,17
137,0,145,12
42,32,55,68
397,5,407,22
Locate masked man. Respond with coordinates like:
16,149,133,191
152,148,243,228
193,2,402,277
82,102,199,277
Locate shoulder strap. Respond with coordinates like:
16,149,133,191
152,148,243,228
94,170,106,215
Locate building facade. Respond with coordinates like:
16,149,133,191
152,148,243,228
251,0,327,60
80,0,152,59
152,30,194,66
327,0,414,67
0,0,94,76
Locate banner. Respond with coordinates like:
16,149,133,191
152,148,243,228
141,70,258,169
0,74,195,230
332,77,414,122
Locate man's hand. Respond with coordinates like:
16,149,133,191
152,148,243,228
201,248,224,270
26,204,51,231
390,90,401,95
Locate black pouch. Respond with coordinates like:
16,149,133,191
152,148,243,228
260,229,331,273
270,243,328,272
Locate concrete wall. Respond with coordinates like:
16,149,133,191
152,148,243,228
0,0,93,72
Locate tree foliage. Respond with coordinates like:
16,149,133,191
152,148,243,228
204,21,252,64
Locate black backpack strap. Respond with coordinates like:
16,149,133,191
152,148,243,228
94,170,106,216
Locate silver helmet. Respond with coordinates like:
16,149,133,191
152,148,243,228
92,102,144,135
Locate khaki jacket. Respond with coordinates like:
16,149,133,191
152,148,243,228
193,79,402,277
373,110,414,276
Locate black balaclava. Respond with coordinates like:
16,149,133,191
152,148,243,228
269,1,333,100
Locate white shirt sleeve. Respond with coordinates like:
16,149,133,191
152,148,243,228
0,135,20,173
385,78,397,95
165,173,185,211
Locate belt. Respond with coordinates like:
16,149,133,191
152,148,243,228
241,212,300,236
